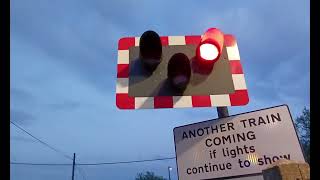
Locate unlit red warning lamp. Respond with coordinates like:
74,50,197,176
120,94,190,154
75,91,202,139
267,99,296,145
139,30,163,72
167,53,191,92
139,28,224,90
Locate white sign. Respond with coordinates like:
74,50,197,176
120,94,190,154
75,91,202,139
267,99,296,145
173,105,305,180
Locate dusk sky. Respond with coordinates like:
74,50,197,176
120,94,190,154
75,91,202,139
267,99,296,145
10,0,309,180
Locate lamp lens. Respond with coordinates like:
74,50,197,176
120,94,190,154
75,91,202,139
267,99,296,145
200,43,219,61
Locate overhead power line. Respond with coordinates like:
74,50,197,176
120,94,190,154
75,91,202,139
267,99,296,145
10,120,176,176
10,156,176,166
10,162,72,166
10,121,73,160
76,157,176,166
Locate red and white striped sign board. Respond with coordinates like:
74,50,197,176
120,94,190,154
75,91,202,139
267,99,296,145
116,34,249,109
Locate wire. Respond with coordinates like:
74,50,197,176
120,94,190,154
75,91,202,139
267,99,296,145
10,156,176,166
76,157,176,166
10,162,72,166
10,120,176,172
10,121,73,161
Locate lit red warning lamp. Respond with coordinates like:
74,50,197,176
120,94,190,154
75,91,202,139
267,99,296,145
196,28,224,65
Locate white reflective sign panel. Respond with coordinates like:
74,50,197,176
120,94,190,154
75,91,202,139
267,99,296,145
173,105,305,180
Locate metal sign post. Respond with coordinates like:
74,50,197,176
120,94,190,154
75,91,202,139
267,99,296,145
217,107,229,118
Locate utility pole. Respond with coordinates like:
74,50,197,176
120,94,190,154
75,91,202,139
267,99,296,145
217,107,229,118
72,153,76,180
168,166,172,180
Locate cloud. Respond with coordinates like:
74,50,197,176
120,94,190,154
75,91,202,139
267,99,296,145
10,88,36,112
10,88,34,101
10,0,309,99
10,0,126,94
10,110,36,125
47,101,81,111
10,135,35,143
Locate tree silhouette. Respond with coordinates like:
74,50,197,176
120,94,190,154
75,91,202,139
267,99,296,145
294,107,310,163
135,171,167,180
